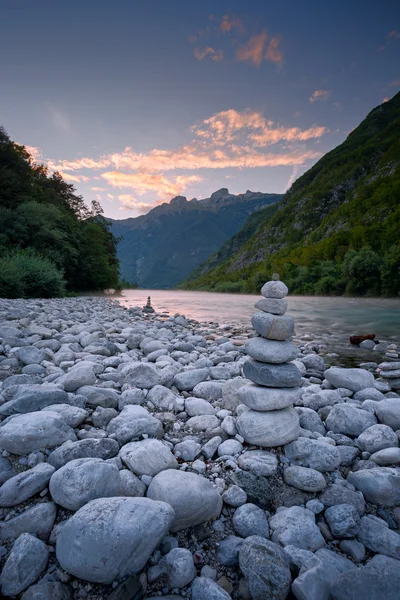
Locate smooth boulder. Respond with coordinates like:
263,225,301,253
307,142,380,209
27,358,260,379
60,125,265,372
238,384,301,411
56,497,174,583
237,408,300,447
119,439,178,476
147,469,222,532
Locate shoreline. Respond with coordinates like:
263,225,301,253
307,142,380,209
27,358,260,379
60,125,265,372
0,295,399,599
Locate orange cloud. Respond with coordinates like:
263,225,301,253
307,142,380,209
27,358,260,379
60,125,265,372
102,172,202,199
47,156,110,172
309,89,331,103
58,171,90,183
383,97,389,102
194,47,223,61
265,36,283,64
220,14,244,34
236,30,267,67
24,145,42,162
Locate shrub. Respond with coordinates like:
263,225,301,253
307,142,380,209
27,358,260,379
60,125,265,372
0,249,66,298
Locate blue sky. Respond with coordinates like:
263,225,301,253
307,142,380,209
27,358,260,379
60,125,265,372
1,0,399,218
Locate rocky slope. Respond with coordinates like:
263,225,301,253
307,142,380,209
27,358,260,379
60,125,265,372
0,288,399,599
109,189,282,289
184,92,400,295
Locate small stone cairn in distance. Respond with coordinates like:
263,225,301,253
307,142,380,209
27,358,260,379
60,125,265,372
236,278,301,447
143,296,155,314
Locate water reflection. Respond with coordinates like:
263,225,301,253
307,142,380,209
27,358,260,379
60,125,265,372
117,289,400,364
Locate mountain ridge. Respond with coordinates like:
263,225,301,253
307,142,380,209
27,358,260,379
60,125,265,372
183,92,400,296
110,189,282,289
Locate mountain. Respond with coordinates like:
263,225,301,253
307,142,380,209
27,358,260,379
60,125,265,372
109,189,282,289
184,92,400,297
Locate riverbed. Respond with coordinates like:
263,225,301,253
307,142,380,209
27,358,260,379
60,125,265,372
117,289,400,364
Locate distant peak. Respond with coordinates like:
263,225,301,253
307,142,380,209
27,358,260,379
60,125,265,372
169,195,188,206
210,188,231,201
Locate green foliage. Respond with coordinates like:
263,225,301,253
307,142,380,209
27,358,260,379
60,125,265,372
184,92,400,297
0,127,120,296
0,249,65,298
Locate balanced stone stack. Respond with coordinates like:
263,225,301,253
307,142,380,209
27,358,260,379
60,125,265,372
236,279,301,447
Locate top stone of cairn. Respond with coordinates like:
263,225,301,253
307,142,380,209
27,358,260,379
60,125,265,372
261,280,288,299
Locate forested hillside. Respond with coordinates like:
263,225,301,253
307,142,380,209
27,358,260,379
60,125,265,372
184,92,400,296
0,127,120,297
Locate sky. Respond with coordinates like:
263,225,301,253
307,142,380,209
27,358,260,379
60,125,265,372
1,0,399,219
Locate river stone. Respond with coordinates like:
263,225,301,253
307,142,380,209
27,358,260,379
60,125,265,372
107,405,163,444
357,424,399,453
347,467,400,506
238,384,300,411
269,506,325,551
0,533,49,597
121,362,163,388
0,502,57,541
56,497,175,583
325,504,361,538
261,280,288,299
0,456,13,485
60,366,96,392
243,359,301,388
173,368,210,392
17,346,48,365
49,458,122,510
251,313,294,341
283,466,326,492
245,338,298,364
216,535,244,566
185,397,216,416
284,438,341,472
0,384,68,415
185,415,220,432
21,582,72,600
319,483,365,515
191,577,231,600
76,386,119,409
222,485,247,508
330,554,400,600
0,463,55,507
295,407,326,435
174,440,201,461
324,367,375,392
230,471,274,510
325,403,378,437
0,411,76,454
44,404,88,427
254,297,288,315
147,469,222,532
376,399,400,430
48,438,119,468
239,536,291,600
119,470,146,497
120,439,178,476
370,447,400,465
357,515,400,559
233,503,270,539
147,385,178,411
237,407,300,447
237,450,278,476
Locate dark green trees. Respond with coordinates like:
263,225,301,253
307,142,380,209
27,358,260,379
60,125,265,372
0,127,120,297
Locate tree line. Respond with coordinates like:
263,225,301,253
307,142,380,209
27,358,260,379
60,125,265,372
0,127,121,298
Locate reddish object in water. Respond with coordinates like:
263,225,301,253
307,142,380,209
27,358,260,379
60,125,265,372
350,334,376,345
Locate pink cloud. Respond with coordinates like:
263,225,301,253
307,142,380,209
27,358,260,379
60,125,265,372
236,30,267,67
220,14,244,34
265,36,283,64
194,46,223,61
91,186,106,191
387,30,400,39
309,89,331,103
102,172,202,199
25,145,42,161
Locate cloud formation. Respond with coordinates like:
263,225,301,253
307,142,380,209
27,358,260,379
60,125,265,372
194,47,223,61
387,30,400,39
220,14,244,34
39,108,326,214
309,89,331,103
236,30,283,66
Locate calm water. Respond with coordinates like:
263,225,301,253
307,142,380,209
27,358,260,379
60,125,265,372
116,290,400,362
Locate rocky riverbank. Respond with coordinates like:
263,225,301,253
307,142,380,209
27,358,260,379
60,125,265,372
0,288,399,600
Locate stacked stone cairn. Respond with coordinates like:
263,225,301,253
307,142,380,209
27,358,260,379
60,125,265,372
143,296,155,313
236,278,301,447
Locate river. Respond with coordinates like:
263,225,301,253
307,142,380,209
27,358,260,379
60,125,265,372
116,289,400,365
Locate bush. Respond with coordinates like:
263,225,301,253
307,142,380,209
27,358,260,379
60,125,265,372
0,249,66,298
